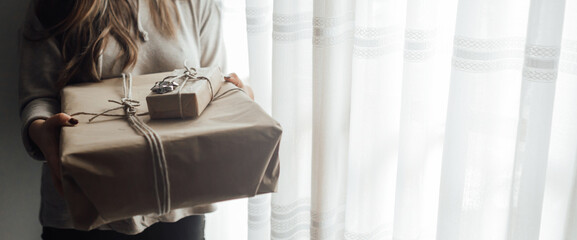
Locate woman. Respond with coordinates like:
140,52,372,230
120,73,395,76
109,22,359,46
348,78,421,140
19,0,251,239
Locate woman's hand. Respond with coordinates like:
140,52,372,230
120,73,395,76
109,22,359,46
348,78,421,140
28,113,78,196
225,73,254,100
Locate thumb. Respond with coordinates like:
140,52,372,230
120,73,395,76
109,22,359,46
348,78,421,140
45,113,78,129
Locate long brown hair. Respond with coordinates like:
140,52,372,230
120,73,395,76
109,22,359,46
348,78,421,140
34,0,180,88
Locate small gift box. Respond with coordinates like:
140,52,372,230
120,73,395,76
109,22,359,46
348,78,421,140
146,66,225,119
60,71,281,230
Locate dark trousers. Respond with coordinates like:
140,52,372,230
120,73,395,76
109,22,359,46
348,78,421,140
42,215,205,240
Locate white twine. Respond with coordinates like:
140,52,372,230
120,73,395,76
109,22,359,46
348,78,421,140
121,73,170,215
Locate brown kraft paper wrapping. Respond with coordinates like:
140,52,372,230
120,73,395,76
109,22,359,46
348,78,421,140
146,67,225,119
60,72,281,231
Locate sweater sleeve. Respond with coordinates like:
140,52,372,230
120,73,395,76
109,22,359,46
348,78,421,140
18,1,63,161
198,0,227,70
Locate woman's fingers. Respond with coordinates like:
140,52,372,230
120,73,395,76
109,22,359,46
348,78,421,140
224,73,255,100
224,72,243,88
44,113,77,129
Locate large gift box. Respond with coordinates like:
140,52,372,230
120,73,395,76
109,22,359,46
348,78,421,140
60,71,281,230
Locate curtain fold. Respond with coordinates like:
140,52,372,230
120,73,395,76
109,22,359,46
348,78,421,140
539,0,577,238
507,0,566,239
246,0,274,239
309,1,356,239
208,0,577,239
270,0,314,239
346,0,405,239
437,0,530,239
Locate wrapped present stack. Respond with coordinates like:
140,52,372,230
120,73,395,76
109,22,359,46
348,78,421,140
59,68,281,230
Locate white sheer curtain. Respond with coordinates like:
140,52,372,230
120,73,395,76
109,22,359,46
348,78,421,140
206,0,577,239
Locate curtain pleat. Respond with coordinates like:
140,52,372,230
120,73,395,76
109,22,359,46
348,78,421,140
540,0,577,238
507,1,567,239
346,0,405,239
393,0,446,239
437,0,529,239
271,0,313,239
246,0,274,239
310,1,355,239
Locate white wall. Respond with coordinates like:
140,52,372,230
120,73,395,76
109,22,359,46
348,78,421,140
0,0,43,239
